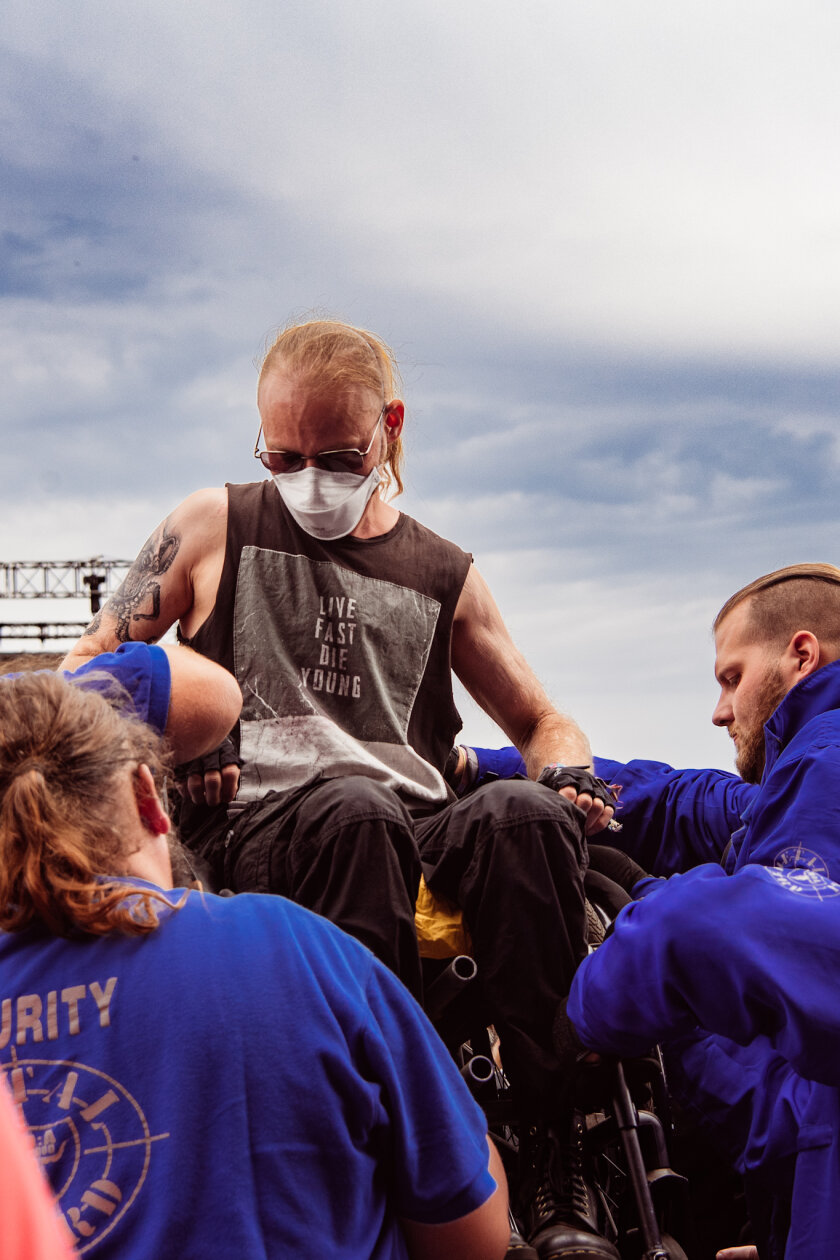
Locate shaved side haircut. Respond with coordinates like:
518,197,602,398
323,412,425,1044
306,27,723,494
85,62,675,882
715,563,840,654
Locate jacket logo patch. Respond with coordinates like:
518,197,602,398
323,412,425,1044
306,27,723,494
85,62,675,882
773,845,829,875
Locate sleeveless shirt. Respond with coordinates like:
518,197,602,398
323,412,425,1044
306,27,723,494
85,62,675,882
182,481,472,812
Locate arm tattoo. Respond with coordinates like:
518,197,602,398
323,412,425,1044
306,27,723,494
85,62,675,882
102,519,181,642
83,609,104,637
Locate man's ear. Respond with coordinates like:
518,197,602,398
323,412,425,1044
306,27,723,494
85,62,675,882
382,400,405,442
134,764,171,836
783,630,821,681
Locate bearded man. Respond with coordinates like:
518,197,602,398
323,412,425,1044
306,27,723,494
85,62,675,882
553,563,840,1260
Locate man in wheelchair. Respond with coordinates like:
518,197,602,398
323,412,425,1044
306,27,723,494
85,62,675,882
62,320,625,1258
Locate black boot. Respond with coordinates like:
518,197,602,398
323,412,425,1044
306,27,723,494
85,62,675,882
519,1123,620,1260
506,1221,540,1258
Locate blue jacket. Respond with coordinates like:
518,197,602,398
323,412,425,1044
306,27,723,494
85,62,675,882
593,756,752,875
568,658,840,1260
726,657,840,879
468,745,753,875
473,656,840,879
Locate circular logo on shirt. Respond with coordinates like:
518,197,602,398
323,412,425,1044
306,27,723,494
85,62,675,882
766,865,840,899
2,1054,168,1253
774,845,830,876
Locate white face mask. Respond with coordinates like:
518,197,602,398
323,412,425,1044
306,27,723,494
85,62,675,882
272,465,381,540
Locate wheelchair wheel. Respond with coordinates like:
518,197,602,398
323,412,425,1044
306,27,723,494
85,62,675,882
660,1233,688,1260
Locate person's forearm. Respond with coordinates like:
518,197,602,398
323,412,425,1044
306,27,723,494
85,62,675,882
60,608,135,670
570,860,840,1084
60,637,110,669
517,710,592,779
161,645,242,763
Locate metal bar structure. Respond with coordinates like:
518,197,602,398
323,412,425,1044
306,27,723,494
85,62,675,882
0,559,131,601
0,623,92,644
0,558,132,644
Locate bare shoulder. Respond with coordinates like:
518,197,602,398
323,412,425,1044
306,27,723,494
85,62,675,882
61,488,229,661
127,486,228,586
177,487,229,637
176,484,228,516
172,486,228,543
454,564,500,627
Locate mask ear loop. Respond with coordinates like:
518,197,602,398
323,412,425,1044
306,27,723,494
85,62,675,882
380,406,399,465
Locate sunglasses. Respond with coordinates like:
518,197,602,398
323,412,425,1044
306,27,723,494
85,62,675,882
255,409,384,476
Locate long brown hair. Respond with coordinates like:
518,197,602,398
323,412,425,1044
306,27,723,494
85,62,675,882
0,670,176,937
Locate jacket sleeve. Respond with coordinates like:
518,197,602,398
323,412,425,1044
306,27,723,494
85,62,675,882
67,642,171,734
568,862,840,1086
470,746,753,875
471,745,527,785
594,756,754,874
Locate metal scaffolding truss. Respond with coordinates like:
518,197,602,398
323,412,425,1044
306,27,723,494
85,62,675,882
0,558,132,645
0,558,131,601
0,623,92,643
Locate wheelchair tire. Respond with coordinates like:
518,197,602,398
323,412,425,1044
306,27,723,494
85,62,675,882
660,1233,689,1260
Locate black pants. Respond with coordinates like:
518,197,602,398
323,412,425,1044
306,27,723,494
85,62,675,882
417,778,589,1117
182,776,424,1002
183,775,588,1113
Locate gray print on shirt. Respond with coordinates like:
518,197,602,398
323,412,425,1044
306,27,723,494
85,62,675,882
232,547,447,804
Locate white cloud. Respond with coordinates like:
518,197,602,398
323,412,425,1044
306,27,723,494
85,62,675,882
2,0,840,779
772,412,840,466
5,0,840,359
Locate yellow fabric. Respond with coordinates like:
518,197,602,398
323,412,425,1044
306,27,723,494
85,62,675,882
414,875,472,959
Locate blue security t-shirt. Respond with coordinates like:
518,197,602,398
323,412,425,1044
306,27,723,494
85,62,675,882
0,890,493,1258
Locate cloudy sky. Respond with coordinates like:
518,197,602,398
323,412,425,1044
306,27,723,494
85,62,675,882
2,0,839,770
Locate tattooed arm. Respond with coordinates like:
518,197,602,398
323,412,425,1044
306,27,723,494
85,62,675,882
60,488,228,668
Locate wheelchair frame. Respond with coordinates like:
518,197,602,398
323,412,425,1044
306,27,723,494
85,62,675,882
425,954,693,1260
